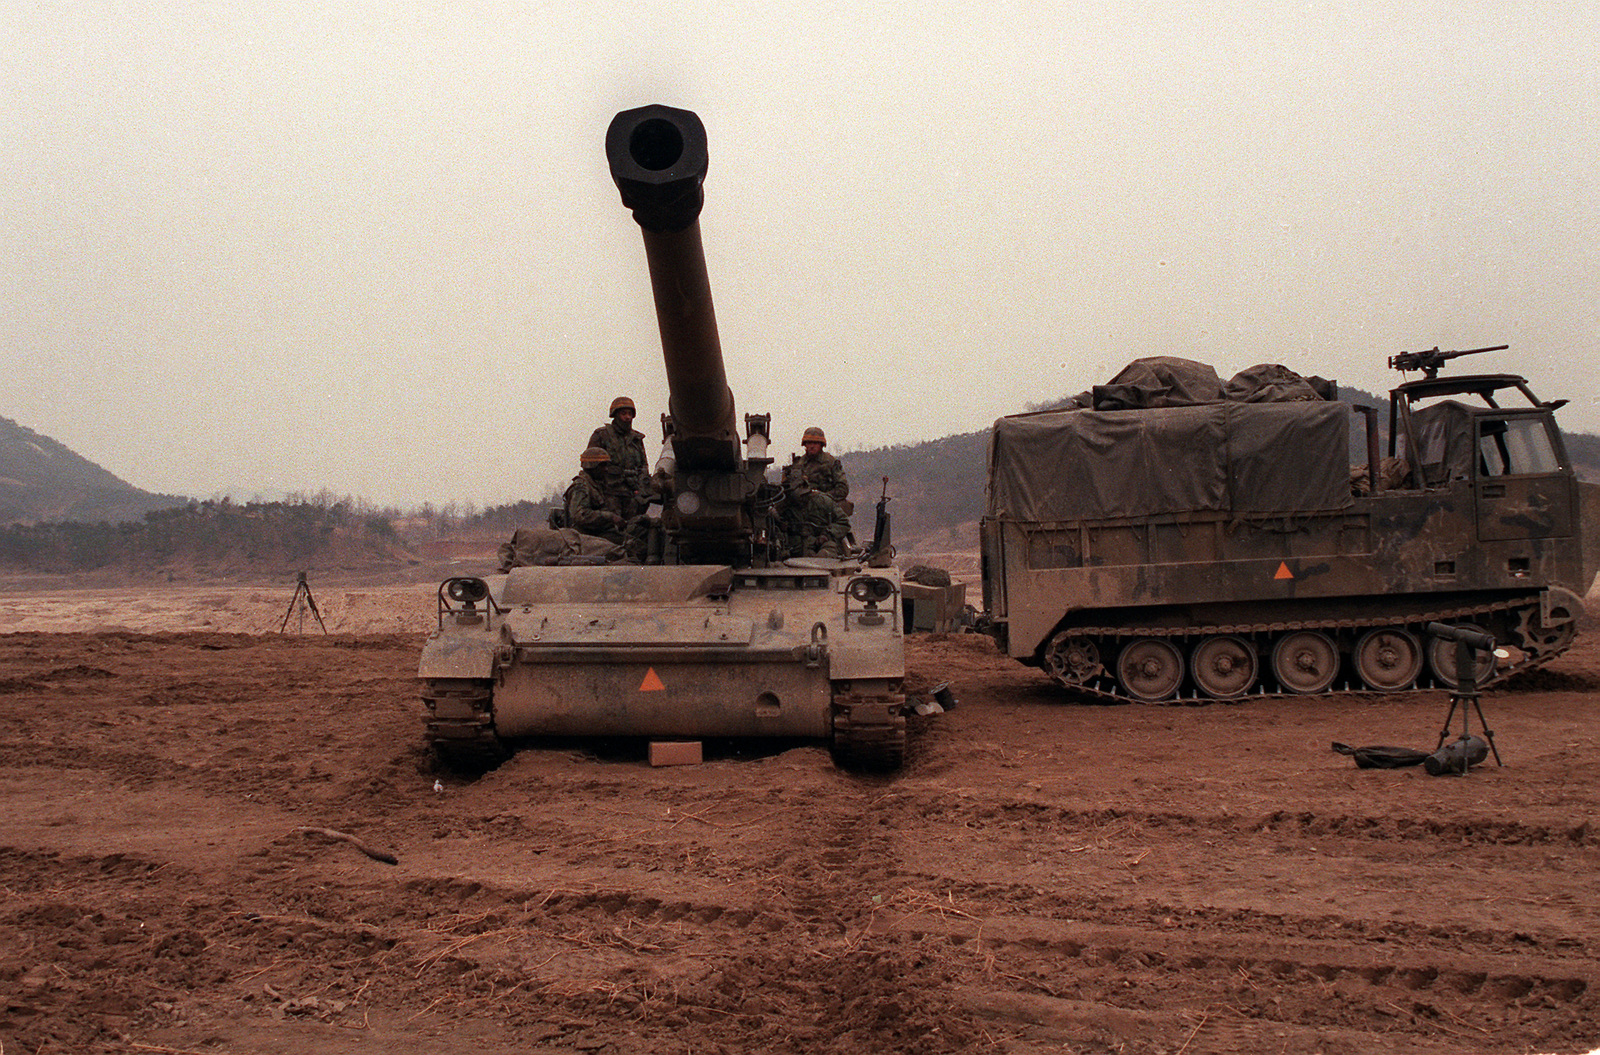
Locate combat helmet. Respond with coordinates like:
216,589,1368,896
580,445,611,467
802,426,826,446
609,396,637,417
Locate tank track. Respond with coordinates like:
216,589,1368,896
1043,595,1576,705
421,678,511,771
422,678,910,773
830,690,907,772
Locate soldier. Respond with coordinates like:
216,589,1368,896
587,396,651,518
565,447,628,544
777,473,852,559
795,426,849,506
566,446,651,563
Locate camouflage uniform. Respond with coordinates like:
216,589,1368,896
796,450,849,504
780,489,852,559
564,471,627,543
587,421,650,517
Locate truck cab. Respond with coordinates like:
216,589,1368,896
1392,374,1580,550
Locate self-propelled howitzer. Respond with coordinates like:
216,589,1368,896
417,105,909,771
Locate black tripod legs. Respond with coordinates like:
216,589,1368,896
279,572,328,635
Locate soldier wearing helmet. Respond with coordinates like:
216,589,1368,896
587,396,651,518
565,446,629,543
776,470,852,558
794,426,849,506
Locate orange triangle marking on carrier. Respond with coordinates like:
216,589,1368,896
639,668,666,692
1274,562,1295,580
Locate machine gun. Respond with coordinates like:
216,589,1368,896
607,104,777,566
864,477,894,568
1387,344,1509,380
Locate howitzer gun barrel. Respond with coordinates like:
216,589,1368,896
607,104,741,471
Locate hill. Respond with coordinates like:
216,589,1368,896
0,497,413,583
844,430,988,552
1566,431,1600,484
0,415,187,524
0,417,415,582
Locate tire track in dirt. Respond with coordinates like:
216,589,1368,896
893,793,1600,849
862,765,1600,1052
378,770,998,1052
863,895,1597,1041
677,782,992,1053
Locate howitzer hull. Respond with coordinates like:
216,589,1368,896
420,563,908,770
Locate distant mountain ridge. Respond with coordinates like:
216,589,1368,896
843,430,988,549
0,415,188,525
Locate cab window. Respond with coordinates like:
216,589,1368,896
1478,417,1559,477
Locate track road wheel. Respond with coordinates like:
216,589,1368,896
1117,638,1184,702
1426,623,1497,689
1353,627,1422,691
1271,631,1339,694
1190,635,1257,699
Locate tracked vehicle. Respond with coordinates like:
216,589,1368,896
981,349,1599,702
419,105,907,770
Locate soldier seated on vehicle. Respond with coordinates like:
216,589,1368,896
565,446,647,562
777,469,852,559
794,426,851,512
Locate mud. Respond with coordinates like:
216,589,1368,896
2,587,1599,1054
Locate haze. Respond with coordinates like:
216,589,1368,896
4,2,1596,510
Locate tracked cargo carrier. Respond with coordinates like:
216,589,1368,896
419,105,908,770
980,351,1600,702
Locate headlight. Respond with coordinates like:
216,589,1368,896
848,576,894,603
446,577,490,604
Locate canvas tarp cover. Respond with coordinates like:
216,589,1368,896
987,400,1352,520
498,526,621,569
1408,400,1475,487
1225,363,1333,403
1063,358,1330,411
1090,356,1226,410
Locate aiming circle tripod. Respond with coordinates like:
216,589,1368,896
280,571,328,635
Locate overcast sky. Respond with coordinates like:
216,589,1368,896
4,1,1596,509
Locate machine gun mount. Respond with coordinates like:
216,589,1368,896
1388,344,1509,381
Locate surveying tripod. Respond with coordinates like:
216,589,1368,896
280,571,328,635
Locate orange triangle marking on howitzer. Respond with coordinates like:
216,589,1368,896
1275,562,1295,580
639,668,666,692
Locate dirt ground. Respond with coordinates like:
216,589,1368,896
3,580,1600,1055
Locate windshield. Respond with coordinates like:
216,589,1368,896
1478,416,1560,476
